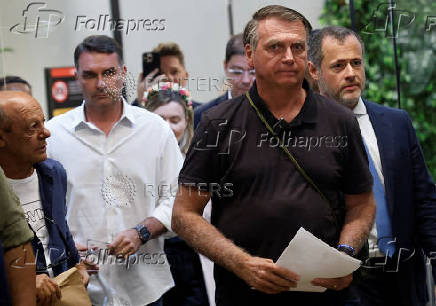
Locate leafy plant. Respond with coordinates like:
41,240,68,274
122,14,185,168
320,0,435,178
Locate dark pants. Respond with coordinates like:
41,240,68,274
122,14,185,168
0,241,12,306
146,297,163,306
215,278,359,306
352,256,428,306
354,268,409,306
162,237,209,306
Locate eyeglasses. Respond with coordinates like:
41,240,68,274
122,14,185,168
227,68,256,78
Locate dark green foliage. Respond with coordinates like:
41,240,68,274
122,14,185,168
320,0,435,178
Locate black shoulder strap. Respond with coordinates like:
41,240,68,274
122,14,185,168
245,92,329,204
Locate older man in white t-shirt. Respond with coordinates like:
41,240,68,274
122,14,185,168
0,91,89,305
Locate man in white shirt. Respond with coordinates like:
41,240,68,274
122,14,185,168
308,26,436,306
46,35,183,306
0,91,89,305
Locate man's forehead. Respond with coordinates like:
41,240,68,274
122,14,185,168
321,35,363,61
259,18,307,39
0,92,41,116
227,54,249,67
161,55,184,68
0,91,31,103
78,51,121,70
322,35,361,51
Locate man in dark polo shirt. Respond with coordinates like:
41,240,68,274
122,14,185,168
172,5,375,306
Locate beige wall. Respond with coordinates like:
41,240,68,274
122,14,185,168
0,0,324,114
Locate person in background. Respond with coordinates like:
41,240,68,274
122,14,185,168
0,91,89,305
308,25,436,306
137,42,201,108
194,34,255,128
0,76,32,95
144,82,209,306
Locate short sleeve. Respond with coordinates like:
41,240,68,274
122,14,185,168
151,127,184,231
178,113,227,187
341,117,373,194
0,168,33,250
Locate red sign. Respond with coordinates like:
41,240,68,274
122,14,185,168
52,81,68,103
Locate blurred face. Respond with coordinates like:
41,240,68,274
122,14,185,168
0,95,50,168
76,51,126,107
153,101,187,142
224,54,255,98
160,55,189,87
246,18,308,88
311,35,365,109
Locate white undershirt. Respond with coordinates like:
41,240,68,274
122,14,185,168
353,98,385,257
8,171,54,276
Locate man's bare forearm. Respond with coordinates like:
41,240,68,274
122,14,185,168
338,191,375,253
172,193,250,275
5,242,36,306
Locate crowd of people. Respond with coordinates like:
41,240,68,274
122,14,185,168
0,4,435,306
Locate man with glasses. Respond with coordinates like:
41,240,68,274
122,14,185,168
194,34,255,128
0,91,89,305
46,35,183,306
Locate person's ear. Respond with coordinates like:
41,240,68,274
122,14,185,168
308,61,320,81
245,44,254,69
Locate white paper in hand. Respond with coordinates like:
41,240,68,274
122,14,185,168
276,227,361,292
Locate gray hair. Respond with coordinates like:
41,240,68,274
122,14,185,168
243,5,312,51
308,26,365,70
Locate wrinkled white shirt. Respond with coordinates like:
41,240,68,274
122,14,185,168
354,97,385,258
46,100,183,305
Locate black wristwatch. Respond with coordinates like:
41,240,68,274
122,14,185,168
133,224,151,244
337,244,355,257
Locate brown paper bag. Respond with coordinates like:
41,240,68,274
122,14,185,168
52,267,92,306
